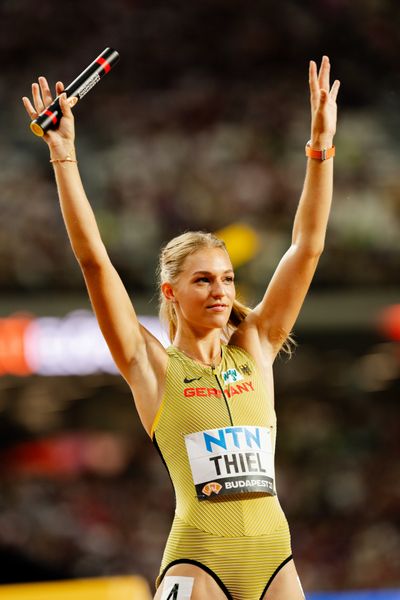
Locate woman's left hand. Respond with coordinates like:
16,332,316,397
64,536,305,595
309,55,340,150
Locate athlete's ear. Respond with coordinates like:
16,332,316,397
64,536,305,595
161,282,176,302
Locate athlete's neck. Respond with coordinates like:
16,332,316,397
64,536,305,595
173,330,223,368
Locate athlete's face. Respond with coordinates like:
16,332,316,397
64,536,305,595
164,247,236,332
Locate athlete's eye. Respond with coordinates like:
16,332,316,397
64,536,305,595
224,276,234,283
195,277,209,283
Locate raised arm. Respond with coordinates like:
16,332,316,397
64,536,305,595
238,56,340,357
22,78,167,431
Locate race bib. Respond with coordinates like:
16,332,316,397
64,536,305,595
161,576,194,600
184,425,275,500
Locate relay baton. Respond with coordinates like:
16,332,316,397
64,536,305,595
30,47,120,137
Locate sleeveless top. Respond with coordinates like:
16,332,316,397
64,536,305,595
151,344,287,538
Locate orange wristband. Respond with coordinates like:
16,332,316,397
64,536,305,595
305,140,335,160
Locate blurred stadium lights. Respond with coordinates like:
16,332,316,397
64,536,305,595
216,222,260,267
378,304,400,341
0,576,152,599
1,433,133,477
0,312,168,376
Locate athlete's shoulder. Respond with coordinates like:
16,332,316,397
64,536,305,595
166,345,190,364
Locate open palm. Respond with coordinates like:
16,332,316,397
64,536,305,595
309,56,340,148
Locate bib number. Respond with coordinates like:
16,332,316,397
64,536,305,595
161,577,194,600
184,425,275,500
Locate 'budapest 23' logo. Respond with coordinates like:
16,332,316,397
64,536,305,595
202,481,223,496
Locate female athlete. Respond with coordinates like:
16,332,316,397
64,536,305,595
23,55,339,600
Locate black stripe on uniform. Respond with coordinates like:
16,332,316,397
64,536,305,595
259,554,293,599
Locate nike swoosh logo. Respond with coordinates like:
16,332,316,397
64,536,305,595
184,376,202,384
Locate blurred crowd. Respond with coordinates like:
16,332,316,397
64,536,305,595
0,0,399,594
0,0,400,294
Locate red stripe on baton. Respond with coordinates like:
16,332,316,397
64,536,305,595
96,57,111,73
44,110,57,124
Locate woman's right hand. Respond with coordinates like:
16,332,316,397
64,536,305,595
22,78,76,156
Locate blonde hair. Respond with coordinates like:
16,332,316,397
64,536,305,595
158,230,294,355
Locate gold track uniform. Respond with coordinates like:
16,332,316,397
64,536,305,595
152,344,292,600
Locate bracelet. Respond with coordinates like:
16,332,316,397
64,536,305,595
305,140,335,161
50,157,77,163
49,150,77,165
